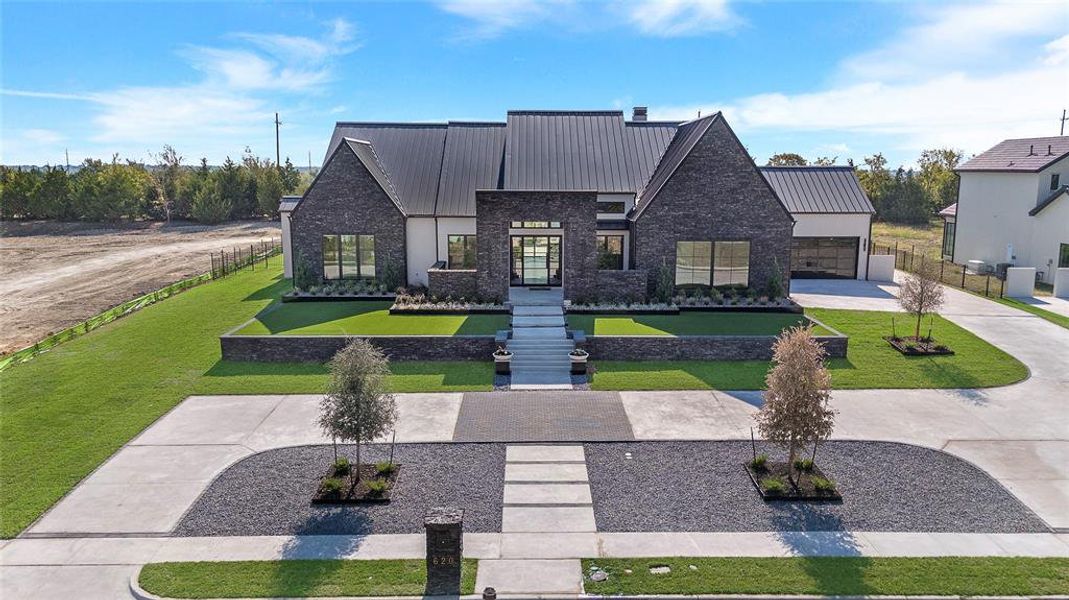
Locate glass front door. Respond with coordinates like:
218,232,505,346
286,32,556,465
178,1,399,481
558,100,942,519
511,235,562,286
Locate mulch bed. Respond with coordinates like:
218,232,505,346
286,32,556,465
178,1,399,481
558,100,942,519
885,336,955,356
745,461,842,502
312,463,400,505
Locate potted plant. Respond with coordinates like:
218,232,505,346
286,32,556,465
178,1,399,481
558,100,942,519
569,348,589,375
493,346,512,375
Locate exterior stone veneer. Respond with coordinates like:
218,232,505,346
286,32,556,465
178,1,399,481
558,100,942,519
289,144,407,285
594,270,649,303
632,117,794,295
221,334,497,363
427,268,479,299
475,190,599,302
581,333,847,361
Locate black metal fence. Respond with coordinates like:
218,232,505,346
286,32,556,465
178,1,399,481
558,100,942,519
210,238,281,279
870,242,1005,299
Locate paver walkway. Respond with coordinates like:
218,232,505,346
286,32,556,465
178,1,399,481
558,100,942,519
452,392,634,442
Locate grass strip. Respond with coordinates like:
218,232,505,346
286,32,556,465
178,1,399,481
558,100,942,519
989,296,1069,330
567,312,822,336
139,559,477,598
234,300,509,336
582,557,1069,596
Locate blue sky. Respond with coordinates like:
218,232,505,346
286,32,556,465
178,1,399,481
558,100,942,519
2,1,1067,168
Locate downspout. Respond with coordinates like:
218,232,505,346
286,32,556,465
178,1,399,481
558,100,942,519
865,215,873,281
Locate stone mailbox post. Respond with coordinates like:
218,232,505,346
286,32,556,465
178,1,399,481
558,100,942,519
424,507,463,595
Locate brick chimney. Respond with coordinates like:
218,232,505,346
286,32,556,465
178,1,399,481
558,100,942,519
632,106,647,122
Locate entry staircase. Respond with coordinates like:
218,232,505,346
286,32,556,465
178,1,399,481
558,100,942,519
506,288,574,390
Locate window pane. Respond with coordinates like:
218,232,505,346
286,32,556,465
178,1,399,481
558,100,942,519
675,241,710,285
714,241,749,286
597,235,624,270
1059,243,1069,269
322,235,340,280
358,235,375,278
598,202,626,214
448,235,476,269
340,235,359,278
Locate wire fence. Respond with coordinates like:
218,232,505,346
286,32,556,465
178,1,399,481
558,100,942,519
1,237,283,372
870,242,1006,299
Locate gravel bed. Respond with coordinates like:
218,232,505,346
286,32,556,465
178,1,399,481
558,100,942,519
585,441,1047,533
174,443,505,536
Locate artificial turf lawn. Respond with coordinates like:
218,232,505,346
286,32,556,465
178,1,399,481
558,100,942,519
567,311,828,336
581,557,1069,596
234,300,509,336
589,308,1028,391
139,559,477,598
0,265,492,538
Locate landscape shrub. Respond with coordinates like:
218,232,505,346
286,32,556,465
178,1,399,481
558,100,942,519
811,476,836,492
332,458,351,476
365,479,389,496
761,477,785,494
375,461,396,476
319,477,344,497
292,253,317,291
750,454,768,470
793,458,815,472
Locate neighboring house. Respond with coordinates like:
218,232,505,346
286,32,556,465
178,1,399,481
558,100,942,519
951,136,1069,284
282,108,873,301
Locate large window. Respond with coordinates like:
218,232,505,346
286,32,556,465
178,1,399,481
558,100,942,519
1060,243,1069,269
1051,174,1061,191
596,235,624,270
942,221,956,259
322,234,375,279
713,240,750,286
675,241,712,285
597,201,626,215
447,235,477,269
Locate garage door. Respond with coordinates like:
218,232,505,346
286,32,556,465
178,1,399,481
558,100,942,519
791,237,859,279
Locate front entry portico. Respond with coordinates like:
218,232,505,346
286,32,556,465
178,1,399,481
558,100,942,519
510,235,562,287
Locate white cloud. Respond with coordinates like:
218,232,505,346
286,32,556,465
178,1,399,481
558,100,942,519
21,129,65,144
625,0,740,37
652,1,1069,163
436,0,568,39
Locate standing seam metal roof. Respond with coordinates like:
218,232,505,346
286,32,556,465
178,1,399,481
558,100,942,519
759,166,875,214
435,122,506,216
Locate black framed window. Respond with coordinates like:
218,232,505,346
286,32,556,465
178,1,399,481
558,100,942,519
322,234,375,279
675,241,711,285
510,221,561,229
1059,243,1069,269
447,234,477,269
596,235,624,270
713,240,750,286
942,221,956,258
1052,173,1061,191
597,201,626,215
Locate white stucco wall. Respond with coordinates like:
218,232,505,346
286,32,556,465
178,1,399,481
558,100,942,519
956,158,1069,284
790,213,872,279
405,218,437,287
435,217,478,267
280,210,293,279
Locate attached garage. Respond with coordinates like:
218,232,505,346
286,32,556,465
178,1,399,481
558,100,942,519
760,166,875,280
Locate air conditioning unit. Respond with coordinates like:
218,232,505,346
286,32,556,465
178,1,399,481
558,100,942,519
995,263,1012,278
966,260,989,275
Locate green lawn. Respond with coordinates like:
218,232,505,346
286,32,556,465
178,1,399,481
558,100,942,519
590,308,1028,391
0,266,491,539
234,300,508,336
990,296,1069,330
567,311,828,336
582,557,1069,596
139,559,478,598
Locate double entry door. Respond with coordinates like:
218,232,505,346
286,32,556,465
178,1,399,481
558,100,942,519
510,235,562,286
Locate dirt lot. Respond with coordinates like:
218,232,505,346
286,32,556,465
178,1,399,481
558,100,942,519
0,219,281,355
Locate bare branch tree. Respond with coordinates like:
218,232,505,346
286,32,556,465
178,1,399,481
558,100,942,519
898,259,945,339
755,325,836,485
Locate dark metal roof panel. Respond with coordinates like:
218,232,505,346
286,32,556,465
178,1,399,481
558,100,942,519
624,121,679,191
326,123,448,215
435,122,506,217
344,139,406,215
758,166,875,214
958,136,1069,172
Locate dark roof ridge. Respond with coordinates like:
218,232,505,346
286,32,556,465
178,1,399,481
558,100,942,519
334,121,448,128
760,165,854,170
626,120,683,126
507,109,624,116
447,121,506,127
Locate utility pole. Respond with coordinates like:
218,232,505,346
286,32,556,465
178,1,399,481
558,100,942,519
65,148,70,172
308,150,312,171
1061,109,1067,136
274,112,282,166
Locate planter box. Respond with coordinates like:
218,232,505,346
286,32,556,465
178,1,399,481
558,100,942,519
678,302,802,314
570,356,588,375
220,333,497,362
312,464,399,505
283,292,394,303
885,336,955,356
495,356,512,375
744,462,842,502
567,306,679,315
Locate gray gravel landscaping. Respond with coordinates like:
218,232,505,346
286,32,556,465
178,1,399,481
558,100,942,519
584,441,1047,533
174,443,505,536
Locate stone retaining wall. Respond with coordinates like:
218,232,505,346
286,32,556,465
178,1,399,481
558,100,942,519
427,268,479,300
594,270,649,303
580,333,847,361
221,334,497,363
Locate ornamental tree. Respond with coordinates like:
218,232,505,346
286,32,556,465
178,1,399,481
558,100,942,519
754,325,836,484
898,259,945,340
319,339,397,480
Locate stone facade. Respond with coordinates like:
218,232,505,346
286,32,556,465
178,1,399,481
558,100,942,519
594,269,649,303
582,333,847,361
475,191,599,302
289,145,407,285
220,334,497,362
632,118,793,296
427,268,479,299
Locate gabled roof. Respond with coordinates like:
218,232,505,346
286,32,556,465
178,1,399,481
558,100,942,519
327,123,447,215
759,166,875,214
939,202,957,218
633,113,719,217
436,122,506,217
958,136,1069,172
279,195,301,212
1029,185,1068,216
344,138,405,216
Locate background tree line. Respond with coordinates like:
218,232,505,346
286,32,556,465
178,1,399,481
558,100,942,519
0,145,313,223
766,148,962,225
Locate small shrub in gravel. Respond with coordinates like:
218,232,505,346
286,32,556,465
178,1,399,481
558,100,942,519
332,458,351,476
750,454,768,471
812,476,836,493
376,461,397,476
761,477,786,495
319,477,345,497
365,479,389,497
794,458,815,472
